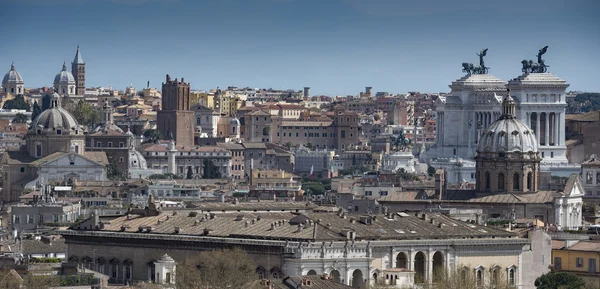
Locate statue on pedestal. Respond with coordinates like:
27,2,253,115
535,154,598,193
522,46,549,73
462,48,489,75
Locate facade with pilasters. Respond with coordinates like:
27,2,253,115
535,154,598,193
61,208,548,288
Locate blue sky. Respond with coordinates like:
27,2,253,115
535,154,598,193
0,0,598,95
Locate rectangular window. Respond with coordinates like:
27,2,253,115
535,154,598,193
97,142,102,147
27,215,33,224
554,257,562,270
341,130,346,138
13,215,20,224
577,257,584,268
108,142,113,147
56,129,62,135
119,142,124,147
36,144,42,157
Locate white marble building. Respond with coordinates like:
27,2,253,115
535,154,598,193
427,63,578,183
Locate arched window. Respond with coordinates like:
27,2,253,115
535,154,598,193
485,172,491,190
527,172,533,191
513,173,520,191
507,266,516,285
587,172,593,184
475,268,483,287
498,173,505,191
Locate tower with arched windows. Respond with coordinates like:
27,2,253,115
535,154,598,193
474,89,542,193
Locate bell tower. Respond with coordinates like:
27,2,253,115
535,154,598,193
72,46,85,96
157,74,194,148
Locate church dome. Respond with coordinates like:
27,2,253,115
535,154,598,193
477,91,538,154
129,150,148,170
54,62,75,84
30,92,79,132
3,63,24,84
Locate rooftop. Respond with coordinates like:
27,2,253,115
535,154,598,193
68,211,516,242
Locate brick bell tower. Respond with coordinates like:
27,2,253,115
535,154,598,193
157,74,194,148
72,46,85,96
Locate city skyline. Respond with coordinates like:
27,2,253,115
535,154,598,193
1,0,598,95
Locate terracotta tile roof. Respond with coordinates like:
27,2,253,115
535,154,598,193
83,152,109,165
566,241,600,252
552,240,565,250
21,237,66,255
243,143,268,149
143,143,229,153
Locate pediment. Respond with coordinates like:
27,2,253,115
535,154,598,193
39,153,103,168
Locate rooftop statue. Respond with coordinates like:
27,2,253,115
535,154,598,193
521,46,549,73
462,48,489,75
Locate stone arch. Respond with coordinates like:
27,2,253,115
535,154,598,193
351,269,364,288
414,251,426,283
396,252,408,268
330,270,341,283
432,251,444,282
498,173,505,191
307,270,317,276
513,173,520,191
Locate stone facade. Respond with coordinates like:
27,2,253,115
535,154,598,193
157,75,194,148
62,210,547,288
71,46,85,96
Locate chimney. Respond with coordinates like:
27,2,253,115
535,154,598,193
297,223,304,233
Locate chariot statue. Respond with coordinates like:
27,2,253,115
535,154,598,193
521,46,549,73
461,48,489,75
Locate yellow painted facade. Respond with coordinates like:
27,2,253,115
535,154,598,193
552,249,599,273
456,255,520,269
191,91,214,108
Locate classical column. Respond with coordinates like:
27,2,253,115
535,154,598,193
544,112,550,146
535,112,541,146
559,112,564,146
427,251,433,284
473,112,477,144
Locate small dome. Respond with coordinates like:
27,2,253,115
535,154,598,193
54,62,75,84
3,63,24,84
230,117,240,127
31,107,79,132
31,92,79,132
477,90,538,154
129,150,148,170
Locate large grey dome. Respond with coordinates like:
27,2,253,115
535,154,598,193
54,62,75,84
3,63,24,84
477,93,538,154
30,93,79,132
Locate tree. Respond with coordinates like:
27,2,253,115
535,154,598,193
262,126,270,136
41,94,52,110
396,168,420,181
417,266,517,289
143,129,161,144
12,113,28,124
427,165,437,177
203,159,222,179
186,166,194,179
374,114,381,121
535,272,586,289
107,163,125,180
31,101,42,121
2,94,30,111
176,248,256,289
67,100,100,128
